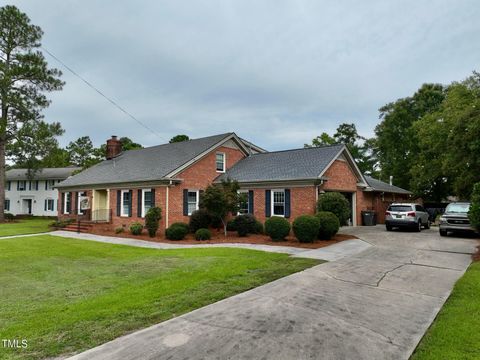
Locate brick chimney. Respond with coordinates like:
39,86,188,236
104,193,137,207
106,136,122,160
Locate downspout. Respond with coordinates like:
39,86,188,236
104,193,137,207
165,180,171,228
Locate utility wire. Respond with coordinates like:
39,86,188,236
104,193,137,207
41,46,165,141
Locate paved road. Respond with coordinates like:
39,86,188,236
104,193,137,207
68,226,478,360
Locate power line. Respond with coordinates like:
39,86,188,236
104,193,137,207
41,46,165,141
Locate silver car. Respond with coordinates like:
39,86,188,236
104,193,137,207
439,202,476,236
385,203,430,232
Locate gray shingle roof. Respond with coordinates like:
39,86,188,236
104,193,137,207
58,133,234,188
217,144,345,182
364,175,411,194
6,167,82,180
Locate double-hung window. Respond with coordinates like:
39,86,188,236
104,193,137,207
187,190,199,215
64,192,71,214
4,199,10,211
272,190,285,216
78,191,86,215
216,152,225,172
17,181,27,191
142,189,153,217
238,190,249,215
46,199,55,212
121,190,131,217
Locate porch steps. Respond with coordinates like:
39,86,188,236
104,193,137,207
63,222,94,233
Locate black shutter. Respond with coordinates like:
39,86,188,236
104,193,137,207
265,190,271,217
285,189,291,218
45,181,48,190
128,190,133,217
137,189,142,217
151,189,156,207
35,180,39,190
75,192,79,214
60,193,64,214
199,190,204,209
17,181,19,191
44,199,47,211
248,190,254,215
183,189,189,216
116,190,121,216
70,192,74,214
28,181,31,191
7,181,10,191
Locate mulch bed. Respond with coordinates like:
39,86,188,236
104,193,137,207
85,227,357,249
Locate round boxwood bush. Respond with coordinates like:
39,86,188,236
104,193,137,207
232,214,257,237
170,222,189,233
189,209,211,233
165,222,189,240
315,211,340,240
292,215,321,243
195,228,211,241
316,192,351,225
253,220,264,234
129,222,143,235
264,216,291,241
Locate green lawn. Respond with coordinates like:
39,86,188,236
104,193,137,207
411,261,480,360
0,218,52,237
0,235,320,360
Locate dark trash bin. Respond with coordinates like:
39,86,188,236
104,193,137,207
362,210,377,226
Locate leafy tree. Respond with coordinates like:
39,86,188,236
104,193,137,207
200,179,240,236
119,137,142,150
374,83,445,190
169,134,189,143
40,146,70,168
305,123,378,175
0,5,64,221
468,182,480,232
66,136,101,168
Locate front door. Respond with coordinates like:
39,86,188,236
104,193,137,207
23,199,32,214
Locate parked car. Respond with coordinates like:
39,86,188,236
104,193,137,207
439,202,476,236
385,203,430,232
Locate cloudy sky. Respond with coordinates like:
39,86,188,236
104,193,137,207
12,0,480,150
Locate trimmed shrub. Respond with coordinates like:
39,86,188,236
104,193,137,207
254,220,264,234
189,209,211,233
226,219,237,231
264,216,291,241
145,207,162,237
317,192,351,225
129,222,143,235
195,228,211,241
170,222,189,233
315,211,340,240
233,214,257,237
4,213,15,221
50,218,75,228
114,227,124,234
469,182,480,232
166,223,189,240
293,215,321,243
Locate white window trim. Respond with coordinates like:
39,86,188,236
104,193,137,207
77,192,86,215
237,190,249,215
141,189,153,218
216,152,226,173
271,189,286,217
187,190,199,216
46,198,55,212
63,192,70,214
120,189,130,217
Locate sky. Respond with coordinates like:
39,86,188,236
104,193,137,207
10,0,480,151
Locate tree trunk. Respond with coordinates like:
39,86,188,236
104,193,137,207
221,218,227,237
0,138,5,222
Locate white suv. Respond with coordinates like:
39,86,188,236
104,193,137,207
385,203,430,232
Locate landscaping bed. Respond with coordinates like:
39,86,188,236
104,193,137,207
87,227,357,249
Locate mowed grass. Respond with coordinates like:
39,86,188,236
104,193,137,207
411,261,480,360
0,218,52,237
0,235,320,360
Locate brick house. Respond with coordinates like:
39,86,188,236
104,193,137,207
56,132,410,231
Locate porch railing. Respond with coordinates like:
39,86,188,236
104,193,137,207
90,209,112,223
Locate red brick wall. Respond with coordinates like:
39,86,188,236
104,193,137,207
249,186,317,223
167,145,246,226
322,160,358,192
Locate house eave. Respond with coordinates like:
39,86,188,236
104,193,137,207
55,178,181,191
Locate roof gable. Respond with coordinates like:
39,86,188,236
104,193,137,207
57,133,251,188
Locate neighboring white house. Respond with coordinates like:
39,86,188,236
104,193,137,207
5,167,81,216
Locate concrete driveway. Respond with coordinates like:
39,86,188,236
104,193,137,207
68,226,478,360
